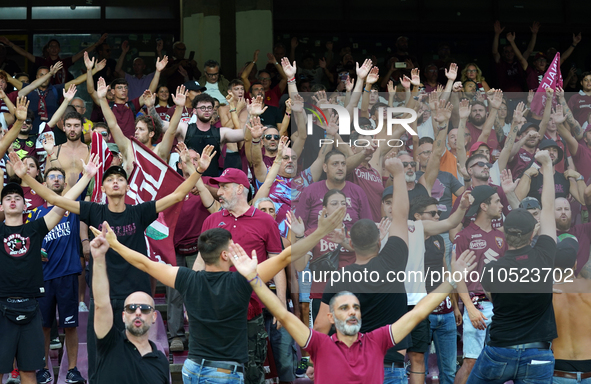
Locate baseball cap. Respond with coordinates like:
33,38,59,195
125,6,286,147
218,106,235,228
519,197,541,210
382,186,393,201
465,185,497,217
555,234,579,269
1,182,24,201
210,168,250,189
183,81,207,93
107,143,120,155
468,141,492,157
504,208,537,236
103,165,127,183
538,138,564,164
518,122,540,136
533,52,547,61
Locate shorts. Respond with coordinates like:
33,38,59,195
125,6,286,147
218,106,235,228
0,298,45,372
407,305,430,353
38,274,79,328
462,301,494,359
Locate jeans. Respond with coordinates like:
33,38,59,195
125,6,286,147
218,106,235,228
383,366,408,384
467,345,554,384
263,310,297,382
182,358,244,383
440,232,452,270
424,312,457,384
554,374,591,384
298,267,312,303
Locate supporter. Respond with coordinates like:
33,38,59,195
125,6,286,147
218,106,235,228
567,72,591,125
242,49,287,107
0,71,15,127
31,166,91,384
493,98,512,136
70,97,93,140
89,226,169,384
93,42,117,84
393,36,419,69
219,79,247,170
199,59,230,103
492,21,537,92
506,123,541,178
8,155,45,221
249,82,283,127
468,150,556,383
154,85,172,120
461,64,490,92
423,64,442,93
86,53,164,139
161,80,206,126
452,184,507,384
161,41,199,93
114,40,162,99
555,197,591,277
465,92,503,151
0,42,21,79
0,35,107,85
554,100,591,184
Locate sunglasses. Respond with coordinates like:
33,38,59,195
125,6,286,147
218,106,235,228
420,210,442,217
470,161,492,168
264,134,280,140
47,174,64,181
95,131,108,137
402,161,417,168
124,304,154,315
24,119,32,125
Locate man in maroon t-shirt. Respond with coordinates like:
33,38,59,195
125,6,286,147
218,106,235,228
556,109,591,184
453,185,508,384
567,72,591,125
492,21,535,92
466,99,502,152
295,149,373,231
507,123,540,178
555,197,591,276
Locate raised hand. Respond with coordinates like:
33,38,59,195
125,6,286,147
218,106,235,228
0,36,10,46
365,66,379,85
176,142,190,165
172,85,187,107
451,248,477,276
7,152,26,178
312,90,328,107
428,91,440,112
246,116,264,140
377,217,392,241
410,68,421,86
290,213,305,238
291,94,304,112
318,57,327,69
500,169,518,194
229,242,258,278
573,32,582,46
459,191,474,210
345,74,354,92
89,224,110,259
493,20,505,35
95,59,107,72
387,80,395,96
97,33,108,45
457,162,469,180
434,100,453,124
49,61,64,76
489,89,504,110
325,113,339,137
14,96,29,122
267,52,276,65
63,84,77,102
285,98,292,114
81,153,102,178
512,101,526,123
506,32,516,43
253,49,260,63
84,51,95,70
42,133,55,155
535,149,552,166
142,90,155,108
318,206,347,235
121,40,130,54
530,21,541,34
155,55,168,72
197,145,216,172
384,156,404,176
246,95,268,116
281,57,297,79
551,104,566,124
400,75,411,90
555,86,565,102
90,222,118,246
96,77,109,99
356,59,373,81
445,63,458,81
459,99,471,120
452,81,463,93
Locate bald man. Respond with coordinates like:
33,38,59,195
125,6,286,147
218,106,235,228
90,226,169,384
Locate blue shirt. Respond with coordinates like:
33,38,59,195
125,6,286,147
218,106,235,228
23,83,65,134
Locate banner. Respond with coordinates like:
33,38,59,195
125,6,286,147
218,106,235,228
530,52,563,116
89,131,113,204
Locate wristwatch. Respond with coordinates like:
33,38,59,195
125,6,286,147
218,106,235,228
577,175,585,181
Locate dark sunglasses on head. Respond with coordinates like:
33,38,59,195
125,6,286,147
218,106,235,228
24,119,32,125
264,134,280,140
470,161,492,168
124,304,154,315
519,198,541,210
402,161,417,168
420,210,442,217
98,131,108,137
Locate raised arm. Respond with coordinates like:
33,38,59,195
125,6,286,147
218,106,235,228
537,88,554,139
560,33,581,66
384,156,409,245
0,89,16,127
47,84,77,128
522,22,540,60
553,104,579,156
423,191,472,236
498,102,526,169
0,36,35,62
290,94,307,157
536,151,556,239
114,40,130,78
253,136,287,202
246,116,267,183
420,100,452,192
0,97,28,157
345,59,372,117
506,33,528,71
476,90,502,143
84,52,101,105
492,21,505,63
456,99,470,171
267,53,287,93
514,166,538,201
97,77,132,161
241,50,260,92
18,62,63,96
90,227,113,339
156,85,186,160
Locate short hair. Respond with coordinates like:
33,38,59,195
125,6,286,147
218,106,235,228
110,78,128,88
257,69,271,78
204,59,220,69
63,111,83,127
350,219,380,253
322,189,346,207
15,72,29,80
135,115,162,142
396,150,411,159
93,122,110,134
228,79,244,89
470,100,486,109
370,102,388,117
36,66,50,74
324,149,346,165
410,196,439,220
465,153,489,171
311,84,327,93
581,72,591,81
254,197,274,209
478,195,494,215
249,81,263,93
192,93,216,109
505,230,533,249
71,97,85,106
44,166,65,180
418,137,434,146
198,228,232,266
328,291,357,314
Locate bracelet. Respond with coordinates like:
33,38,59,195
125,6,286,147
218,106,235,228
195,168,204,174
523,173,531,178
229,108,236,113
274,62,279,65
577,176,585,181
285,112,291,116
252,140,261,144
247,273,263,286
295,235,305,239
81,238,89,242
51,158,59,162
205,200,215,209
364,87,371,93
572,44,577,48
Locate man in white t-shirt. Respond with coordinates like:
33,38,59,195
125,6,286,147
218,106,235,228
199,60,230,104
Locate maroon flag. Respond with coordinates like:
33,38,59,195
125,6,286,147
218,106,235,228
530,52,563,116
126,138,184,266
90,131,113,203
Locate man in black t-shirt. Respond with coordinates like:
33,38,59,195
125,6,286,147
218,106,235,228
90,226,169,384
0,154,96,384
11,146,214,384
468,150,557,383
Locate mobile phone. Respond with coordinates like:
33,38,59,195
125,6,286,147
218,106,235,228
188,51,195,61
395,62,407,69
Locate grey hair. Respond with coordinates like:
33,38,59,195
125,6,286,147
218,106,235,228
254,197,274,209
396,150,410,158
328,291,357,314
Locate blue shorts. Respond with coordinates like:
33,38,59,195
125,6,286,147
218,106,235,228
462,301,494,359
38,274,79,328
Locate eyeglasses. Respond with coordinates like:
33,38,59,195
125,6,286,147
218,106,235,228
419,210,442,217
196,106,214,111
124,304,154,315
115,86,128,90
402,161,417,168
470,161,492,168
24,119,32,125
47,174,64,181
264,134,280,140
206,72,219,77
418,150,432,156
97,131,108,137
73,105,86,110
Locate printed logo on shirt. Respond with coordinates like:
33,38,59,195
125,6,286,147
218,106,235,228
519,153,532,162
471,233,482,238
218,222,226,226
433,240,441,250
483,248,499,264
495,237,504,249
408,223,415,233
4,233,31,257
469,239,487,250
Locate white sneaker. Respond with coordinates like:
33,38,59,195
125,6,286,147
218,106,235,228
78,302,89,312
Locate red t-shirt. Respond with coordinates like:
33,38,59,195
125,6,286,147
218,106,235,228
155,105,170,121
173,193,209,254
450,183,511,229
571,139,591,183
304,325,395,384
466,122,501,152
453,222,507,294
346,165,384,222
165,106,193,125
305,228,356,299
111,98,141,139
495,60,525,93
567,92,591,125
507,147,535,179
35,56,74,85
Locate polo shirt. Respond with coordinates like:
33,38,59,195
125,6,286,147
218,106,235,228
571,140,591,184
110,98,142,139
96,326,169,384
304,325,395,384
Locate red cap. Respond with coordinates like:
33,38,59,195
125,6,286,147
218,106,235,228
469,141,492,156
210,168,250,189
